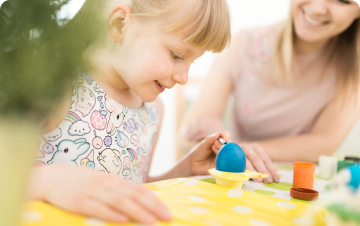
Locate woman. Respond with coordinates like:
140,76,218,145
179,0,360,184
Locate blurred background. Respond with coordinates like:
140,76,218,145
1,0,359,177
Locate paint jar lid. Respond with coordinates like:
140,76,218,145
293,162,316,171
290,187,319,201
345,156,360,162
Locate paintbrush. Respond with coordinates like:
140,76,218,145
208,129,226,144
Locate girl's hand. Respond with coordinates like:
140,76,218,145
28,165,172,224
241,143,279,183
188,131,231,175
188,133,279,183
185,117,224,142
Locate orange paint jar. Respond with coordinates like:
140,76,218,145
293,162,316,189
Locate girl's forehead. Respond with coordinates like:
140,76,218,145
153,29,203,52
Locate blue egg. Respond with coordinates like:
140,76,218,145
347,164,360,190
215,142,246,173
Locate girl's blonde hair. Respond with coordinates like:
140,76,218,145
131,0,231,53
65,0,231,54
275,2,360,100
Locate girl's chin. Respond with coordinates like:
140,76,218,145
139,94,158,103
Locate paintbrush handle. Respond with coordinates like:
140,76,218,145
219,137,225,144
244,170,269,179
208,129,226,145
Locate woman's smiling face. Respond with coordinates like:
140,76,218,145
292,0,360,44
107,25,205,103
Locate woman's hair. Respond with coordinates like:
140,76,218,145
275,1,360,100
64,0,231,55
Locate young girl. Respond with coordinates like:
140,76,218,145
27,0,231,224
179,0,360,184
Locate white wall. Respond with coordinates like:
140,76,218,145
56,0,85,21
150,0,292,176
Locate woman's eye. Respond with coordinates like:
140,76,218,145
171,52,184,60
338,0,351,4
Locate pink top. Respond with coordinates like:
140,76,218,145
215,23,336,142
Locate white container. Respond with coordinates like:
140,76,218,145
319,155,338,180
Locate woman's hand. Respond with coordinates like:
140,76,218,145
188,131,231,175
208,139,279,183
28,165,172,224
241,143,279,183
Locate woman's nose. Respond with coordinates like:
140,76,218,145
309,0,328,16
172,71,188,85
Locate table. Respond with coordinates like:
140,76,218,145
22,164,331,226
194,164,330,202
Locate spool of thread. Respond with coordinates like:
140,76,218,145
293,162,316,189
319,155,338,180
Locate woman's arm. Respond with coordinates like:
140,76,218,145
177,32,279,182
251,94,360,162
178,30,247,156
178,65,233,156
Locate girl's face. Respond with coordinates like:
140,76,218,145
293,0,360,44
107,24,205,103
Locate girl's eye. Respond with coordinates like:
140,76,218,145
171,52,184,60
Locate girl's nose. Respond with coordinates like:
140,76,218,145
172,72,188,85
309,0,328,16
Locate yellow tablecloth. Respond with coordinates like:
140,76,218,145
22,178,327,226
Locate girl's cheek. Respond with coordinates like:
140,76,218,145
156,59,175,76
178,61,190,73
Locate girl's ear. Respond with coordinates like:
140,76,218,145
107,3,132,43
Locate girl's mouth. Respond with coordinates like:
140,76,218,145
156,80,166,89
155,80,166,92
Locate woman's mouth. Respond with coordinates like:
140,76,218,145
302,10,328,27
